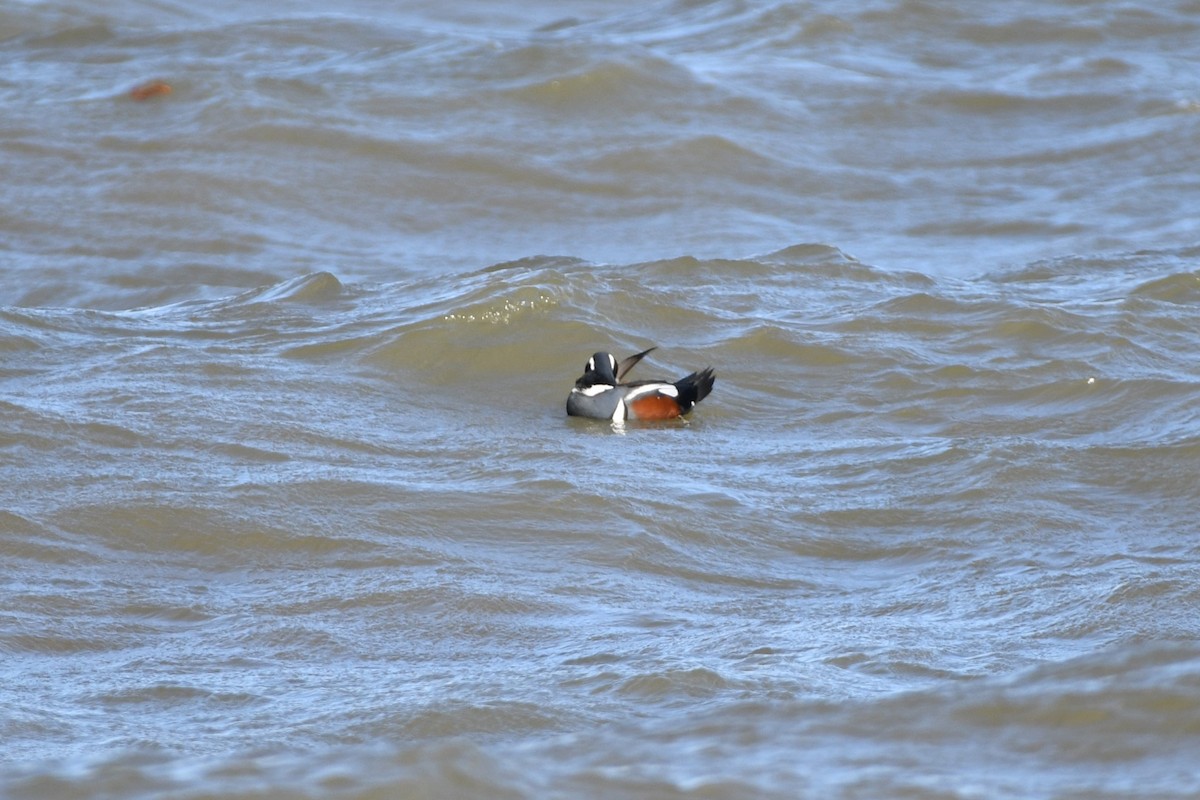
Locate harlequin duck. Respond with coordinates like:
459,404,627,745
566,347,715,422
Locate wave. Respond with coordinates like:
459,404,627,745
8,243,1195,394
5,245,1197,576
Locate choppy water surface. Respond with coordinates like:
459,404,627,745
3,1,1200,798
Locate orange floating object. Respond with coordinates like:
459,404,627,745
129,80,173,101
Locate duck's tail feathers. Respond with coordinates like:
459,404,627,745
674,367,715,412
